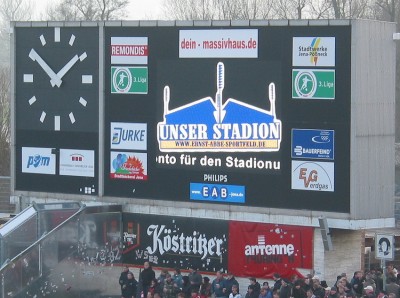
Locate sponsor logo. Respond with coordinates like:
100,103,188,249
111,67,148,94
111,122,147,150
157,62,282,152
190,183,245,203
122,221,141,254
244,234,294,256
179,29,258,58
146,224,224,260
22,147,56,174
111,37,148,64
110,151,147,180
292,37,335,67
59,149,95,177
291,160,334,192
291,129,334,160
292,69,335,99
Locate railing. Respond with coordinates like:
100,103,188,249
0,204,122,298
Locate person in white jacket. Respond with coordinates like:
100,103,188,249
229,285,242,298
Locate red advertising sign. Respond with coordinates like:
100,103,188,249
228,221,313,279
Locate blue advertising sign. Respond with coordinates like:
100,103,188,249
291,129,334,160
190,183,245,203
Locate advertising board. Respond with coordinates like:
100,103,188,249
104,25,351,212
14,24,351,212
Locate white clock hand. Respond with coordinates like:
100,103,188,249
29,49,62,87
51,52,87,87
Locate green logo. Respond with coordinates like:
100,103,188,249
292,69,335,100
111,67,148,94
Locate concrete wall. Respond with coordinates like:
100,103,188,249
351,20,396,219
321,229,364,285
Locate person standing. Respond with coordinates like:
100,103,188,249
189,267,203,293
173,268,183,290
122,272,138,298
119,266,130,297
385,277,400,297
140,261,156,297
200,277,212,298
273,274,283,292
279,279,293,298
212,271,227,298
225,273,240,298
249,278,261,298
351,271,365,298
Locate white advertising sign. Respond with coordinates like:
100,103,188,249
292,37,335,67
179,29,258,58
22,147,56,175
375,234,394,260
111,122,147,150
59,149,95,177
291,160,334,192
111,37,148,64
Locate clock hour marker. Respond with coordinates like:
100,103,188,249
69,112,76,124
28,96,37,105
40,35,46,46
54,27,60,42
69,34,75,46
54,115,60,130
79,52,87,61
40,111,46,123
82,75,92,84
23,74,33,83
79,97,87,107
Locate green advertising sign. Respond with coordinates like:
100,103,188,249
292,69,335,99
111,66,148,94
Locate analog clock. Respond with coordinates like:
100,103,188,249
16,26,99,132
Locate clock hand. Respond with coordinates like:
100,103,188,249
51,52,87,87
29,49,62,87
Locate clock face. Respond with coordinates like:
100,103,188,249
16,26,99,132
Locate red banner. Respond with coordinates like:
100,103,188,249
228,221,313,279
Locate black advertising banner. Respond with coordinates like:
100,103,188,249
104,25,351,212
121,213,228,272
14,26,99,195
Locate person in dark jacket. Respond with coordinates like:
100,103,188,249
245,285,259,298
148,278,163,298
273,274,283,291
182,276,192,298
292,279,307,298
140,262,156,297
122,272,138,298
200,276,212,298
279,279,293,298
225,272,240,298
249,278,261,298
351,271,365,298
119,266,130,296
189,268,203,293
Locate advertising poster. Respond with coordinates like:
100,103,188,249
121,213,228,272
227,221,313,278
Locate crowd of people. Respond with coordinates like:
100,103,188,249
118,262,400,298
